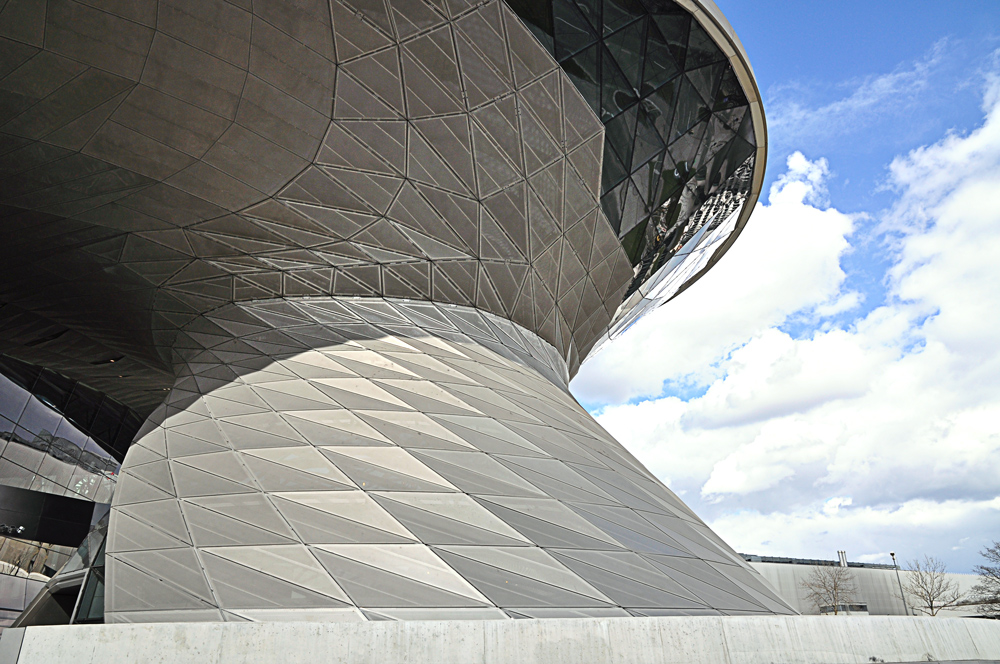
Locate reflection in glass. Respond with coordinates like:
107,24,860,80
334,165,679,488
0,357,143,503
11,515,109,627
507,0,759,330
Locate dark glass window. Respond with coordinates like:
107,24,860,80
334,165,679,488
0,356,142,503
0,355,140,462
74,538,106,624
63,384,102,432
0,376,30,425
18,397,62,437
510,0,758,298
32,369,73,413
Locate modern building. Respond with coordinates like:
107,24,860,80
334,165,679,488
1,1,999,662
1,0,779,625
0,356,133,627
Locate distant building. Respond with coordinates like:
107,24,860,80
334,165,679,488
743,553,985,618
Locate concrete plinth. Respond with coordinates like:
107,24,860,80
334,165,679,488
2,616,999,664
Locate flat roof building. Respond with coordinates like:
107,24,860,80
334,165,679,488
743,554,986,618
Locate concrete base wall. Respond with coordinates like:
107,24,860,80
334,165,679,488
2,616,1000,664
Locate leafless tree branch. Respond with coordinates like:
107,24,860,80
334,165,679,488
902,556,963,616
800,565,858,614
972,541,1000,617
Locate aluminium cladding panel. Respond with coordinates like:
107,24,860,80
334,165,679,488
0,0,634,402
104,296,794,622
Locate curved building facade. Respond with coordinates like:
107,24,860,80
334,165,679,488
505,0,766,346
0,0,787,624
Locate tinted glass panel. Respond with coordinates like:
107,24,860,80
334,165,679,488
509,0,758,303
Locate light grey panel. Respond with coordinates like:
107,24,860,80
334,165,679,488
372,495,527,546
181,501,296,547
319,449,453,492
642,555,768,612
115,549,216,604
188,493,297,537
200,552,350,610
549,550,709,610
241,454,355,492
312,549,488,609
408,450,546,497
270,495,413,545
119,500,191,545
433,548,612,609
106,557,214,613
106,296,793,621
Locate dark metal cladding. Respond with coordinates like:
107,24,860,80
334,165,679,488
0,0,633,396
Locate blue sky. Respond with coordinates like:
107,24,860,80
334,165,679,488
731,0,1000,329
572,2,1000,574
724,0,998,185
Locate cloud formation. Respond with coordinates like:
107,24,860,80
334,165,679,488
766,42,944,151
574,73,1000,571
572,153,857,406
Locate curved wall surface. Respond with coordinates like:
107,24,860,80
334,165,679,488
0,0,631,399
107,297,792,622
504,0,767,349
0,0,788,624
0,0,766,403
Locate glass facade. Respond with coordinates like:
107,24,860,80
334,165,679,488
0,537,72,579
11,514,108,627
0,356,144,504
0,357,126,627
0,534,76,627
508,0,757,301
595,156,755,350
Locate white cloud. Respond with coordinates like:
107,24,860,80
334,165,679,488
571,153,857,405
766,42,944,151
578,74,1000,572
711,498,1000,565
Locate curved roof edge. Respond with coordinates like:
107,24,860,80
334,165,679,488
667,0,768,300
582,0,768,362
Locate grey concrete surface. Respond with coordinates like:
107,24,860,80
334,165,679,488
2,615,1000,664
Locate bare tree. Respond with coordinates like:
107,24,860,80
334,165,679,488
901,556,963,616
971,541,1000,617
800,565,858,614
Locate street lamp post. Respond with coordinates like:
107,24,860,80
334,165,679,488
890,551,911,616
